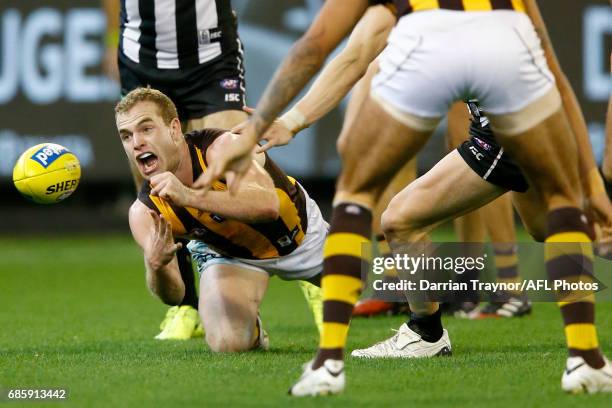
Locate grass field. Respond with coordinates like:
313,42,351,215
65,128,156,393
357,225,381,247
1,233,611,407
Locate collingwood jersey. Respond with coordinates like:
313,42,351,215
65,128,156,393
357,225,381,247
370,0,525,18
138,129,309,260
120,0,239,69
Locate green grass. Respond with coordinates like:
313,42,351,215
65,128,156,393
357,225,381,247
1,234,611,407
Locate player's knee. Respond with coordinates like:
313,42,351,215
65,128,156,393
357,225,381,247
205,328,253,352
381,200,420,237
382,187,435,239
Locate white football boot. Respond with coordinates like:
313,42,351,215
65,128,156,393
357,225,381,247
351,323,451,358
289,359,345,396
561,356,612,394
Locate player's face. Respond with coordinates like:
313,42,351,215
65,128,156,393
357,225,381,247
116,102,181,179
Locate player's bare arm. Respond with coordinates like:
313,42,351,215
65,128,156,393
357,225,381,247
151,132,280,223
195,0,372,191
248,0,371,139
294,5,393,125
252,5,394,153
129,201,185,305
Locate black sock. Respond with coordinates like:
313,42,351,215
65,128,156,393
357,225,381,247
176,239,198,309
408,309,443,342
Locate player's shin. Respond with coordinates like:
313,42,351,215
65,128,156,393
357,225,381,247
384,218,443,340
314,203,371,369
545,207,604,369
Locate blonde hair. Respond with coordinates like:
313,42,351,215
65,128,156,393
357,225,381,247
114,87,178,125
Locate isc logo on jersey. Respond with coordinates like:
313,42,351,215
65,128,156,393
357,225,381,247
224,93,241,102
12,143,81,204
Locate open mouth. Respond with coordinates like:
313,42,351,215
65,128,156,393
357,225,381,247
137,152,159,175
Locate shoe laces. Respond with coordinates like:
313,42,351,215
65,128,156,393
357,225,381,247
171,307,187,320
368,328,403,354
171,306,197,324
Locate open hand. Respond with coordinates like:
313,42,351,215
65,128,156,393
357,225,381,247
144,211,182,271
230,106,295,154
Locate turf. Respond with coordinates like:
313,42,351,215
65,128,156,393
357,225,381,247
1,234,611,407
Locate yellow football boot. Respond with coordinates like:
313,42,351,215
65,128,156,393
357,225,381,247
155,305,202,340
159,306,179,331
299,281,323,334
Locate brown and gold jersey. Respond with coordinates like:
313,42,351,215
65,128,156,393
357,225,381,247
138,128,308,260
370,0,525,18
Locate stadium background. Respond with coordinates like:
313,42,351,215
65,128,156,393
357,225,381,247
1,2,612,406
0,0,610,232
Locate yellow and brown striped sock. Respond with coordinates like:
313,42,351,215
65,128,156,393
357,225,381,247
493,244,521,299
313,203,371,368
545,207,604,368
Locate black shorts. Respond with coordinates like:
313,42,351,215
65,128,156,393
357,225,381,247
457,135,529,193
118,51,246,121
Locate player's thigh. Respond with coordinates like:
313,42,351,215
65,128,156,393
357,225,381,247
383,150,506,235
446,102,485,241
184,109,248,133
338,59,421,215
446,101,471,151
492,108,580,209
335,95,433,205
511,188,548,242
460,14,581,207
198,263,268,344
373,158,417,234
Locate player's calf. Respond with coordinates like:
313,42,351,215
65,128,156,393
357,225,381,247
545,207,604,369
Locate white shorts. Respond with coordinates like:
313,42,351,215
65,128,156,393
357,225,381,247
372,10,555,119
187,185,328,281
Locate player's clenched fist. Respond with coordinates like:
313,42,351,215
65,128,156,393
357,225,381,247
150,172,191,207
